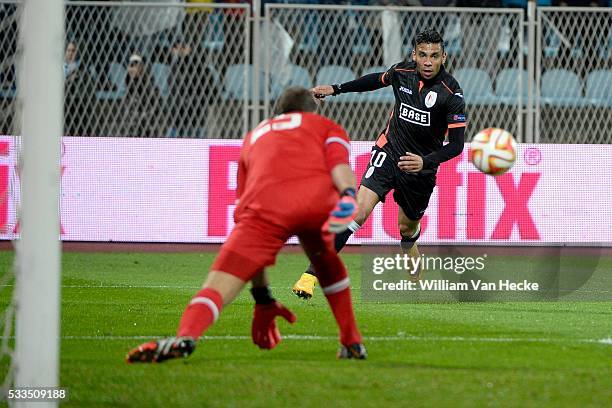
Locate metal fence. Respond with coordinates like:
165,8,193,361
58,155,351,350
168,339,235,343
1,1,250,138
536,7,611,143
0,2,610,143
264,5,525,141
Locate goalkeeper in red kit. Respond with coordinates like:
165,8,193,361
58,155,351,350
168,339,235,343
126,87,366,362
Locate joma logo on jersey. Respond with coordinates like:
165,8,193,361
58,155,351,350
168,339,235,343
398,103,430,126
399,86,412,95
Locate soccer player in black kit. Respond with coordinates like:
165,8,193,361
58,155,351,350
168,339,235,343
293,29,468,299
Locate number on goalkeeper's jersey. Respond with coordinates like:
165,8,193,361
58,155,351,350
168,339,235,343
251,113,302,145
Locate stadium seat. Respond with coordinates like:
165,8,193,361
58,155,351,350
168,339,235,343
202,11,224,51
223,64,266,102
502,0,527,7
151,63,171,98
349,12,373,56
444,15,462,56
315,65,358,103
452,68,496,105
206,63,221,84
360,66,394,103
282,9,319,54
88,65,100,84
585,70,612,108
496,68,531,105
541,69,585,107
542,25,583,59
0,87,15,99
402,15,461,56
0,65,16,99
543,25,561,59
95,62,127,100
599,33,612,60
504,0,551,5
270,64,312,100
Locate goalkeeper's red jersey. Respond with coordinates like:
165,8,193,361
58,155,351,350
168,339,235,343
235,112,350,229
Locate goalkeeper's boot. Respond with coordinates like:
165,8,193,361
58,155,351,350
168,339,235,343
292,272,318,300
337,343,367,360
126,336,196,363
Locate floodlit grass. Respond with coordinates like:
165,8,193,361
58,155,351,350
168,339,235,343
0,251,610,407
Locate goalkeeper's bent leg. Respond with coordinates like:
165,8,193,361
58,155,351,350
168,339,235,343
294,221,361,299
304,185,380,277
127,271,246,363
318,260,362,346
177,271,246,339
304,220,361,276
302,233,362,346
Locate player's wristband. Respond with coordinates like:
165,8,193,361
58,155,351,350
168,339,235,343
331,84,341,95
250,287,275,305
341,188,356,198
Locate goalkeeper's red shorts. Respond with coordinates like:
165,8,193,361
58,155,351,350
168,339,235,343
211,212,334,282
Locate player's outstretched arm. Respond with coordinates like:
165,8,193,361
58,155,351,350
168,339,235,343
311,85,335,99
312,72,387,99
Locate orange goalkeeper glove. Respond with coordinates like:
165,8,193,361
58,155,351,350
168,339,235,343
327,188,358,233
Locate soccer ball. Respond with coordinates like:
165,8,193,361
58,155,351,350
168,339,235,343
470,128,517,175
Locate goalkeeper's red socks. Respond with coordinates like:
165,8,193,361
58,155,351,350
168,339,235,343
177,288,223,339
323,282,362,346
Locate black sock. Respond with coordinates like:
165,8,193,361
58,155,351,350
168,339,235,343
334,228,354,252
305,227,356,276
400,230,420,251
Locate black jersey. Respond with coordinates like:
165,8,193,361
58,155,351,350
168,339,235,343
376,60,467,165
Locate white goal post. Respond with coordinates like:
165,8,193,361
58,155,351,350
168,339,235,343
13,0,63,406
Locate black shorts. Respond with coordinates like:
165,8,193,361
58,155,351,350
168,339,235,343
360,146,436,220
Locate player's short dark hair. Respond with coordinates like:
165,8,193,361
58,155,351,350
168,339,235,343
414,29,445,52
273,86,318,115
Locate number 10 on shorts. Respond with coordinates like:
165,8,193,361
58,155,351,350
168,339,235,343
366,150,387,179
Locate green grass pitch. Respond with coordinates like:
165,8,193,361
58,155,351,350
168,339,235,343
0,250,611,407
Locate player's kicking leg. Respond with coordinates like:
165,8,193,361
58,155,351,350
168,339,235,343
398,207,423,281
293,186,380,299
299,231,366,359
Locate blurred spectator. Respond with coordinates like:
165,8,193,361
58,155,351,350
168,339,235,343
64,40,96,136
112,53,164,137
166,40,220,137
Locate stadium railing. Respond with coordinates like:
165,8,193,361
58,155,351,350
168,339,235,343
0,1,250,139
0,2,609,143
264,4,526,142
536,7,611,143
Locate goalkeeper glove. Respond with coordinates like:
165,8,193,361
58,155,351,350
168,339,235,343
327,188,358,233
250,288,296,350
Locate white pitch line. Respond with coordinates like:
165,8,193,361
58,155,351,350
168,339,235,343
1,334,609,345
0,284,200,289
51,286,607,294
0,284,290,290
1,285,610,294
